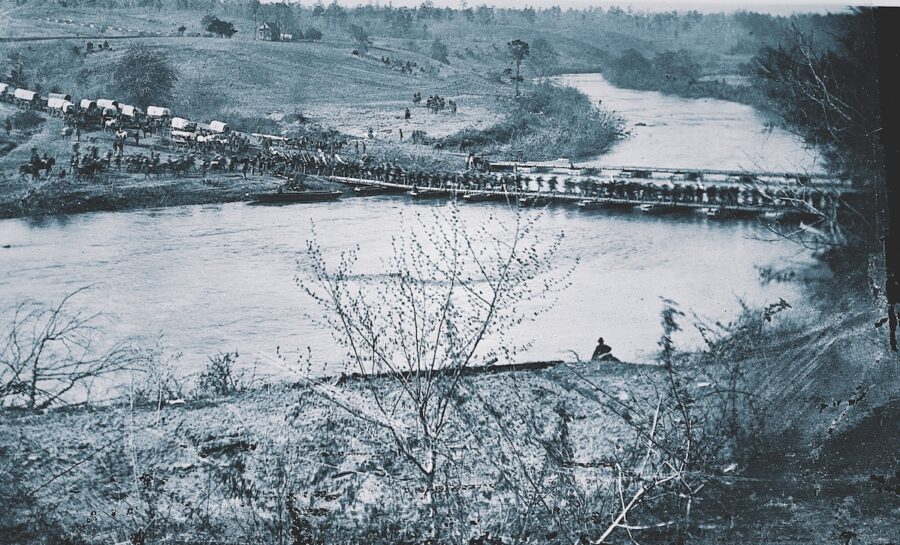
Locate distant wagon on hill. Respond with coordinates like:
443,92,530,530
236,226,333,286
171,117,196,132
251,133,287,146
209,120,229,134
146,106,172,118
47,97,75,115
119,104,143,118
96,98,119,111
170,129,196,145
14,88,41,108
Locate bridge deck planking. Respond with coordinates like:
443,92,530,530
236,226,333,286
487,161,838,181
329,176,793,214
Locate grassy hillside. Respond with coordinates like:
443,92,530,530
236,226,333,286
0,0,796,162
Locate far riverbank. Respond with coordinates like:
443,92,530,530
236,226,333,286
0,172,346,219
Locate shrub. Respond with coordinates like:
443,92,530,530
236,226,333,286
126,347,186,406
196,351,239,397
10,110,43,131
442,82,625,160
195,351,257,398
430,38,449,64
305,27,323,41
112,43,178,108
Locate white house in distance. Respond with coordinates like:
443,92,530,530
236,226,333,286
257,22,293,42
256,22,278,41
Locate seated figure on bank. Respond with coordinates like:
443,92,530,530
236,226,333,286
591,337,619,363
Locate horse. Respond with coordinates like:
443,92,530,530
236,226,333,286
19,162,43,180
74,160,103,181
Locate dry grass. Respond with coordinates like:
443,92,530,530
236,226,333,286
0,361,657,544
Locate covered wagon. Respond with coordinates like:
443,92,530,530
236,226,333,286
146,106,171,118
47,92,72,101
197,133,228,144
171,117,195,131
80,99,97,110
251,132,287,142
119,104,143,118
47,97,75,114
96,98,119,111
209,120,229,134
14,89,39,107
170,129,196,145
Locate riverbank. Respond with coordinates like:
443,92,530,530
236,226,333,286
442,82,625,162
2,292,897,545
0,171,347,219
0,359,647,543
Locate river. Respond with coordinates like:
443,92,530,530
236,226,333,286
0,74,820,384
556,73,822,173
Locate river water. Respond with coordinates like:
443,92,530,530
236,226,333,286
556,73,822,173
0,74,819,382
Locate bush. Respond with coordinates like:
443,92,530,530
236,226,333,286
195,351,257,398
126,347,186,406
443,82,625,160
196,351,239,397
430,38,449,64
305,27,323,41
112,43,178,108
10,110,44,131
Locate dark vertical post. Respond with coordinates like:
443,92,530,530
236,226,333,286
875,7,900,350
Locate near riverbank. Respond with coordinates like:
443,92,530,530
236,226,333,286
2,284,897,545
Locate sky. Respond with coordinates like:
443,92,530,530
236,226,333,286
261,0,872,14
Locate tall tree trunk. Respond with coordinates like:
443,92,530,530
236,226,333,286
515,60,521,97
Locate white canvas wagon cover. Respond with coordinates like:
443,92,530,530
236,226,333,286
120,105,142,117
171,117,195,130
14,89,37,101
47,97,74,112
146,106,171,118
96,98,118,110
209,120,229,133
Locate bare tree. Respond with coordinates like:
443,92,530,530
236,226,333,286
507,39,530,97
0,287,139,410
445,297,749,544
296,204,574,536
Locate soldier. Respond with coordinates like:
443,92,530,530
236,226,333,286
591,338,616,362
42,153,55,177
